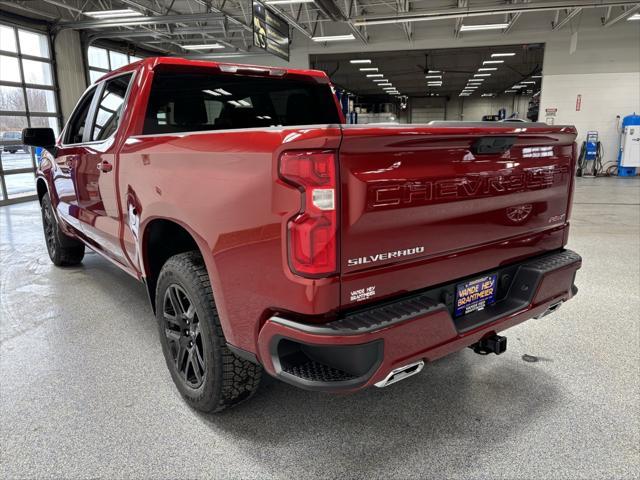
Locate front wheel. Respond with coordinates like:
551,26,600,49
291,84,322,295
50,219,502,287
40,192,85,266
156,251,262,412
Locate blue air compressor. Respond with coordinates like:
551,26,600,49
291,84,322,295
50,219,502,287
617,113,640,177
577,131,603,177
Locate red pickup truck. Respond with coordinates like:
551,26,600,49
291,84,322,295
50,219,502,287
24,57,581,412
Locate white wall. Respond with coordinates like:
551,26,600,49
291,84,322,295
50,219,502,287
539,23,640,166
54,29,87,122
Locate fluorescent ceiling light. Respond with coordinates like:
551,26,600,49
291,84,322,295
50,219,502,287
372,79,387,82
468,78,484,82
203,89,221,97
531,75,542,78
428,70,441,74
481,93,494,97
512,85,525,89
84,9,143,18
379,83,393,86
366,74,383,78
474,73,491,77
483,60,504,64
460,23,509,31
465,86,478,89
425,75,442,79
491,52,516,57
265,0,314,4
522,81,536,84
628,13,640,20
478,67,497,71
427,82,442,86
383,87,396,91
459,93,471,96
312,34,355,42
360,67,378,72
182,44,225,50
505,90,517,93
350,59,371,64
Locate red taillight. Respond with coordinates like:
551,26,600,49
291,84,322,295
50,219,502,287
279,150,338,278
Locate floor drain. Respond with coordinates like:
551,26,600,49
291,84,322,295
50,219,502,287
522,354,539,363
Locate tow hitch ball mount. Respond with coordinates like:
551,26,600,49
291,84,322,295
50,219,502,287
470,334,507,355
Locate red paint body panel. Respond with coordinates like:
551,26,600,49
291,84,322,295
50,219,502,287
36,57,580,391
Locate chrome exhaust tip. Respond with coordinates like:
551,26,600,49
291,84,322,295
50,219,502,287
374,360,425,388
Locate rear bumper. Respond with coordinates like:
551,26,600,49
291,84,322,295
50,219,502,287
256,249,581,392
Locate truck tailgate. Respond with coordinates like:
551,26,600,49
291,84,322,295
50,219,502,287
338,123,577,307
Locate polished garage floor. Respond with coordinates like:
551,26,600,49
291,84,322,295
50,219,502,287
1,178,638,479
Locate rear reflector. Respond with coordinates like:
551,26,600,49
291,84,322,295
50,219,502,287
279,150,338,278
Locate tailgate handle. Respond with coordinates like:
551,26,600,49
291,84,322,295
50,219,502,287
471,136,516,155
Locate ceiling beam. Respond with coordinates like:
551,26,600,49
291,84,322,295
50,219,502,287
552,7,583,29
602,4,640,25
58,12,229,29
352,0,639,26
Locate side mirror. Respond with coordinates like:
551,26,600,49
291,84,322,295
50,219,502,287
22,128,56,148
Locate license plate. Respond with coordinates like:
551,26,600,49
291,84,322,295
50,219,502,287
454,274,497,317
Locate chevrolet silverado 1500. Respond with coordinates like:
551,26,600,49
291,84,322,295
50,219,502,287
24,57,581,412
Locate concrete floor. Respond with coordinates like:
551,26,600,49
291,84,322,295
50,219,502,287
1,177,639,479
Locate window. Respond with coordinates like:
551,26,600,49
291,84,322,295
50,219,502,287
64,87,96,145
87,46,142,84
143,71,341,135
0,23,60,205
91,74,132,141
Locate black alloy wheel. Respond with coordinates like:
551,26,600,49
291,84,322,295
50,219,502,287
163,284,206,389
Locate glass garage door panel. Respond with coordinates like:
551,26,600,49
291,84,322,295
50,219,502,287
0,23,59,205
4,172,36,199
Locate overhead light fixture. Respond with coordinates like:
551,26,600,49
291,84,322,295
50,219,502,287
483,60,504,65
459,93,471,96
312,34,355,42
478,67,497,71
425,75,442,79
474,73,491,77
531,75,542,78
468,78,484,81
203,89,221,97
628,13,640,20
350,59,371,64
360,67,379,72
491,52,516,57
265,0,314,4
372,79,387,82
428,70,441,73
512,85,525,89
522,81,536,84
460,23,509,31
366,74,383,78
427,82,442,86
379,83,393,86
84,9,143,18
481,93,494,97
182,44,225,50
465,86,478,89
505,90,517,93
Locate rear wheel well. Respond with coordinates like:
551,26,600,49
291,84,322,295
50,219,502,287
143,219,201,311
36,178,48,204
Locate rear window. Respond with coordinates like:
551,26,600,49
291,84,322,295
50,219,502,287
143,71,341,135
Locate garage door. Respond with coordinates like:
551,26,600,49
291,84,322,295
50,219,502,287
410,98,446,123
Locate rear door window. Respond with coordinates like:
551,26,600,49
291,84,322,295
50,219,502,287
91,73,133,141
143,71,340,135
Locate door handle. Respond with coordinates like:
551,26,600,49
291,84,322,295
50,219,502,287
97,160,113,173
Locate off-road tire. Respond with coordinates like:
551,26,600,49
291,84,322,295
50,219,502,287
156,251,262,413
40,192,85,266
